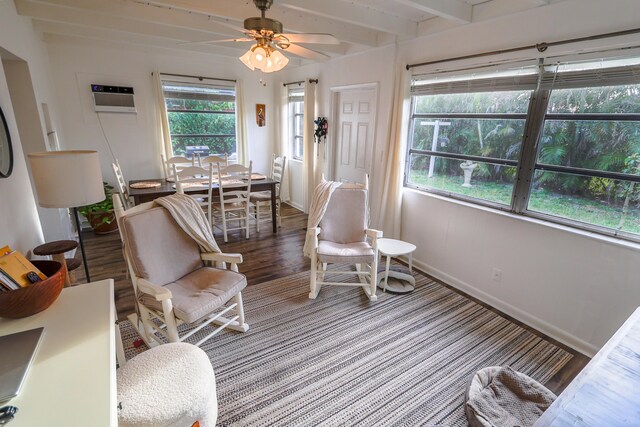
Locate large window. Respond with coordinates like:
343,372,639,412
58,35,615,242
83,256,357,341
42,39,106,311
406,59,640,241
162,81,236,159
408,90,530,206
289,88,304,160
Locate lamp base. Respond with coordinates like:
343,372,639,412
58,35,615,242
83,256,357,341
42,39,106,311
73,207,91,283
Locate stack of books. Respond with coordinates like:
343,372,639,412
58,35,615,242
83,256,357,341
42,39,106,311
0,246,47,292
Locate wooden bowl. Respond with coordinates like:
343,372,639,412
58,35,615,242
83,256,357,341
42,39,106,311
0,260,66,318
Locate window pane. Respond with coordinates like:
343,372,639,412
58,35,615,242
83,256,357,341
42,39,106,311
294,137,303,160
547,85,640,114
411,118,525,160
163,82,237,158
537,120,640,174
528,170,640,235
414,90,531,115
407,154,515,205
294,115,304,137
167,111,236,157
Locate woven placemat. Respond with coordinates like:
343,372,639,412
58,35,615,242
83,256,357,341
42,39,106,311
130,181,161,189
172,181,210,189
250,173,267,180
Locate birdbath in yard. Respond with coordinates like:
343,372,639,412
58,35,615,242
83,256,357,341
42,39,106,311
460,161,477,187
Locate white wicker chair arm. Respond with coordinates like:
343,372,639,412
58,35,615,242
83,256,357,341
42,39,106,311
138,278,172,301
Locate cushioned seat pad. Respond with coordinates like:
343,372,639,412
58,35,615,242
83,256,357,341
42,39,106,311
140,267,246,323
249,191,275,202
317,241,374,264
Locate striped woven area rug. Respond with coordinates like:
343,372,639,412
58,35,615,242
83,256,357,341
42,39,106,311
119,269,572,426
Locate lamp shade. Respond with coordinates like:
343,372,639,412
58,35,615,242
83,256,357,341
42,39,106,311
28,150,105,208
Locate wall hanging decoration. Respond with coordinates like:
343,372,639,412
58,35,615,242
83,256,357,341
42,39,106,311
314,117,328,143
256,104,266,127
0,106,14,178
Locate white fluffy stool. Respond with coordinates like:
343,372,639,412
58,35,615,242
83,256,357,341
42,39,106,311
117,342,217,427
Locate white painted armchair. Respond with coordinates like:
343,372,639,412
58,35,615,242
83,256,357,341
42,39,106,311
307,177,382,301
113,195,249,348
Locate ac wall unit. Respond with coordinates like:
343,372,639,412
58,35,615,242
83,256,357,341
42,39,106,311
91,84,136,113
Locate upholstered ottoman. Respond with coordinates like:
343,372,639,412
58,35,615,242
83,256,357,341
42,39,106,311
464,366,556,427
117,342,217,427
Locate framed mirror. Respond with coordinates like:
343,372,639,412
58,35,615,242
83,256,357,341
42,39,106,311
0,106,13,178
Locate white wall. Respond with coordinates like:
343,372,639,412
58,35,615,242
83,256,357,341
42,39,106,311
0,0,70,252
277,0,640,355
396,0,640,356
0,62,44,254
277,45,395,213
45,35,276,187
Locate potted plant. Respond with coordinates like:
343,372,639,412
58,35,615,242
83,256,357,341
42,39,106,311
78,182,119,234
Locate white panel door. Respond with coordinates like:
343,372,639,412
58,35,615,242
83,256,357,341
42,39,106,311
334,89,376,183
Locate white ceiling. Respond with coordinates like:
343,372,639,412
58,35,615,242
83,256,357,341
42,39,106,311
15,0,564,64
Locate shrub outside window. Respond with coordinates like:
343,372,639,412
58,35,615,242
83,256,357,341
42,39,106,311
408,91,530,206
162,81,236,159
406,60,640,241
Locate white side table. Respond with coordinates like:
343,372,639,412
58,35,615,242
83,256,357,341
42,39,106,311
376,238,417,294
0,280,116,426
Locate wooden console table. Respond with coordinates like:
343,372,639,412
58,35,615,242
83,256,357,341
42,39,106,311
0,280,116,426
534,307,640,426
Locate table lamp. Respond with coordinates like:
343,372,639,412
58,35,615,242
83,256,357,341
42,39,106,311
28,150,105,282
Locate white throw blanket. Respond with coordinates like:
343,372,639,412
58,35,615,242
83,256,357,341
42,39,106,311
303,179,342,258
155,193,221,254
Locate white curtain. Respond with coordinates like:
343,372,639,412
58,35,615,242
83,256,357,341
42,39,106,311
152,71,172,159
302,80,317,213
376,65,411,239
278,85,291,202
235,80,249,166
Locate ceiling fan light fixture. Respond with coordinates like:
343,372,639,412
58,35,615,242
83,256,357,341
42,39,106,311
242,42,289,73
239,50,255,70
249,46,268,69
271,49,289,71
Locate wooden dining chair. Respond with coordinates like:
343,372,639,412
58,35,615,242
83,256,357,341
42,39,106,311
198,153,229,168
112,159,133,209
250,154,286,232
161,154,196,181
213,161,253,242
173,165,214,226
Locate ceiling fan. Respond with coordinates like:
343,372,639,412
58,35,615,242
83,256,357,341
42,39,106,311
189,0,340,72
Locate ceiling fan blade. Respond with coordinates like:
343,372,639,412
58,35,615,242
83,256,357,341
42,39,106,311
178,38,254,46
280,43,330,61
278,33,339,45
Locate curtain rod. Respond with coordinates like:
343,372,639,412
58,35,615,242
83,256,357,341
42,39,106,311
406,27,640,70
154,72,236,83
283,78,319,87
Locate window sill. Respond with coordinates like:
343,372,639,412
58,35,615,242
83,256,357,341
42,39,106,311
404,187,640,252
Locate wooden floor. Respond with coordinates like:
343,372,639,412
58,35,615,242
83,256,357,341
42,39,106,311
75,202,588,395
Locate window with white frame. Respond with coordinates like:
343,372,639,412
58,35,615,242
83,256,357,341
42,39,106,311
406,58,640,241
162,81,236,159
289,88,304,160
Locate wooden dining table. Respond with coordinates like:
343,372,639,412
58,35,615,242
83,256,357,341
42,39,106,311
128,177,279,233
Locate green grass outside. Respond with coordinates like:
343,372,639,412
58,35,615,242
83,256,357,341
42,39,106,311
408,170,640,235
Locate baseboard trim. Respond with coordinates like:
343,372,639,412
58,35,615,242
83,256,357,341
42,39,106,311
286,201,304,212
411,258,598,358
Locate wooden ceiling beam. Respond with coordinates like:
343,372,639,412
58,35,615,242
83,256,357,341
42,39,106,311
392,0,472,23
138,0,379,47
31,20,250,58
16,0,346,56
279,0,417,37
